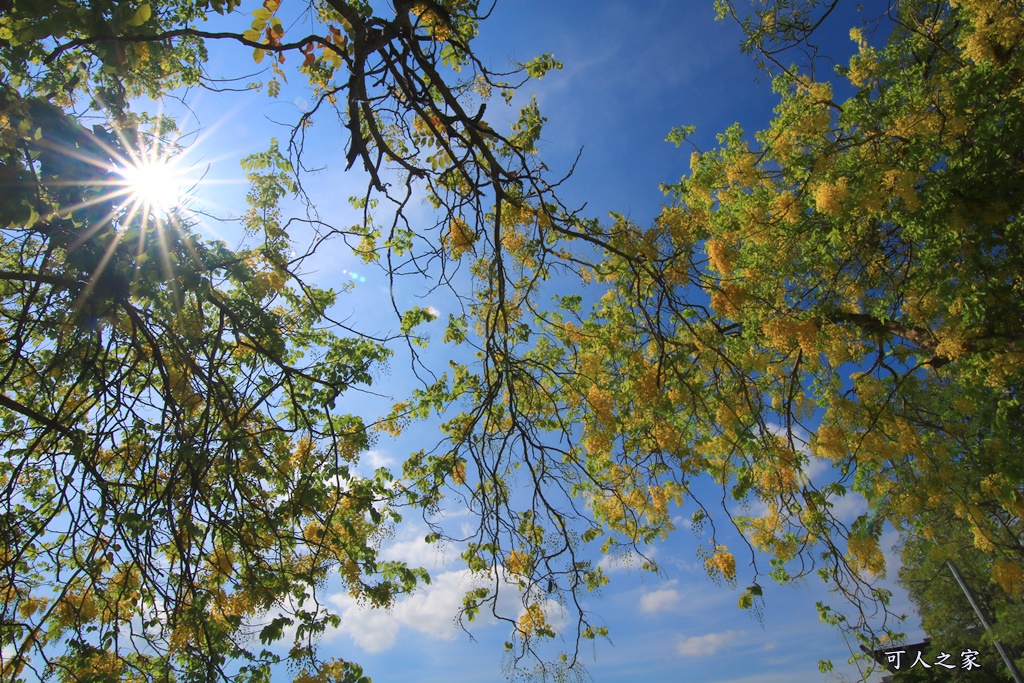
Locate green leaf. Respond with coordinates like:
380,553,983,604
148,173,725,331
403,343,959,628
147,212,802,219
126,3,152,26
666,124,696,146
522,53,562,79
259,616,293,645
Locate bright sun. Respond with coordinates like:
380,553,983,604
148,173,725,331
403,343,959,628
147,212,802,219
119,156,186,213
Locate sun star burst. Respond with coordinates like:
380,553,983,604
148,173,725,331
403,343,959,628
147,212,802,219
118,148,188,215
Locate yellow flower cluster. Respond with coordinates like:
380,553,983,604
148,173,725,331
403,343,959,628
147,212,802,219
294,658,372,683
813,425,847,461
971,520,996,552
846,28,883,88
706,238,733,275
74,650,125,681
657,205,693,247
208,545,236,579
445,217,476,257
17,595,49,619
747,508,800,560
213,589,256,623
451,458,467,485
847,53,879,88
704,545,736,581
813,177,850,214
883,169,921,210
992,560,1024,598
710,282,746,319
55,588,99,625
934,334,968,360
771,190,801,224
762,464,795,496
888,111,943,140
635,360,662,405
847,534,886,577
587,384,615,428
794,319,819,356
653,422,682,455
291,436,314,469
518,602,547,635
505,549,532,577
725,152,758,188
582,430,612,460
761,318,814,354
411,3,452,41
771,81,833,158
648,485,669,519
563,321,583,344
501,225,528,257
951,0,1024,63
984,351,1024,389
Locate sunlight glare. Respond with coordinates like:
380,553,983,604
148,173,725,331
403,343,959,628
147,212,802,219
119,154,186,214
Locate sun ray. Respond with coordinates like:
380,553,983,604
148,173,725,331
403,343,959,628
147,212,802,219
114,137,191,217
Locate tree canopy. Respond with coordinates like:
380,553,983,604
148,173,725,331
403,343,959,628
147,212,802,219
2,0,1023,681
0,0,564,680
896,510,1024,682
1,55,412,683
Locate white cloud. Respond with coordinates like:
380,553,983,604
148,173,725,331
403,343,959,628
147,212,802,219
801,456,833,484
639,587,681,614
362,449,395,470
828,491,869,524
675,629,745,658
328,596,401,653
327,568,525,653
392,570,474,637
597,546,657,573
379,525,454,571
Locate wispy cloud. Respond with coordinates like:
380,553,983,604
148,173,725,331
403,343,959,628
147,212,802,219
379,524,454,572
366,449,395,468
639,586,681,614
829,491,869,524
327,568,525,653
675,629,745,658
597,546,657,573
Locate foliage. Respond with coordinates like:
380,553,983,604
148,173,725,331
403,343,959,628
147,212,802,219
387,0,1024,673
572,0,1023,654
0,85,423,682
896,509,1023,682
4,0,1024,680
0,0,565,679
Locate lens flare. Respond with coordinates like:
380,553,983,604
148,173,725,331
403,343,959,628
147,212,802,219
116,144,189,215
120,158,183,212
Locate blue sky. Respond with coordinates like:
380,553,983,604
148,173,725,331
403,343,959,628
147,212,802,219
161,2,924,681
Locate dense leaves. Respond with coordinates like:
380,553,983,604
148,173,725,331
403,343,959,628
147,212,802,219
3,0,1024,681
0,0,583,678
390,0,1024,672
555,0,1024,656
0,86,421,682
896,505,1024,681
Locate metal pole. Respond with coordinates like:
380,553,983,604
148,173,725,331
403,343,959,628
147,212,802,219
947,560,1024,683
